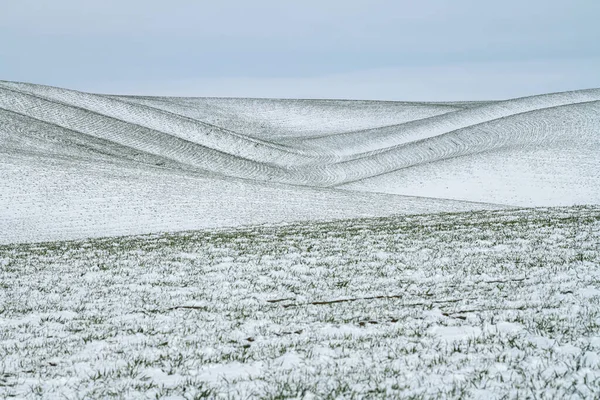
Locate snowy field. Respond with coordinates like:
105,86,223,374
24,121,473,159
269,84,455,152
2,81,600,243
1,81,600,398
1,206,599,398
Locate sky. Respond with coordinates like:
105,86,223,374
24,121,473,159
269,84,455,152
1,0,599,100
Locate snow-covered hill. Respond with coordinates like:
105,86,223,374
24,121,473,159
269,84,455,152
1,80,599,243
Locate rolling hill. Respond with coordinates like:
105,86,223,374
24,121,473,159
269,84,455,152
1,80,599,243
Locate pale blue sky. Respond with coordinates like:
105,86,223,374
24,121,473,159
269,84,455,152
1,0,599,100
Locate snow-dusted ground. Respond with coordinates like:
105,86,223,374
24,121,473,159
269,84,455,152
1,81,600,398
1,206,599,398
1,80,599,243
340,101,600,206
0,153,498,245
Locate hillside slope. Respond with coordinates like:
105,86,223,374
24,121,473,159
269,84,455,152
1,80,599,243
339,100,600,206
0,149,500,245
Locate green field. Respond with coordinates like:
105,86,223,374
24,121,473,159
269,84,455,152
1,206,599,398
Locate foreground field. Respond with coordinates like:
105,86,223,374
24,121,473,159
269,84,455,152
1,206,599,398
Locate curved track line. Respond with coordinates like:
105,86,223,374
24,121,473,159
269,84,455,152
0,82,324,164
332,100,600,187
1,81,599,191
296,89,600,158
